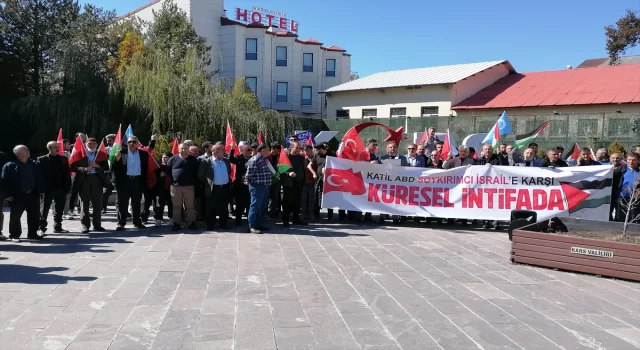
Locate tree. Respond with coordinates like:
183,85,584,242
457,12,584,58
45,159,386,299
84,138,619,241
0,0,80,96
620,175,640,236
147,0,211,68
350,71,360,81
605,10,640,64
608,140,627,157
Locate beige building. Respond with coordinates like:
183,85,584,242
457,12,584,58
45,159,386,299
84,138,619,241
118,0,350,116
322,60,515,119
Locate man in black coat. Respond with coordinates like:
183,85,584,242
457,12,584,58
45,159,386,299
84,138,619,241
229,142,253,227
280,142,307,227
610,152,625,221
1,145,45,241
70,137,109,234
111,135,150,231
38,141,71,234
198,143,232,230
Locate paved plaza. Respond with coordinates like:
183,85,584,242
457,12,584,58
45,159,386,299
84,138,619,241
2,210,640,350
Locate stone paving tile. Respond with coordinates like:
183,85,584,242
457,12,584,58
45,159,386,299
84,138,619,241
4,212,640,349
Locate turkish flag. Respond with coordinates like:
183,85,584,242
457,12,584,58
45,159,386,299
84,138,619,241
338,127,367,161
323,167,367,196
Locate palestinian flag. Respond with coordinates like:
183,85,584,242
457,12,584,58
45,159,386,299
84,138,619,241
108,125,122,164
566,143,580,162
558,166,614,220
513,120,552,149
278,150,293,173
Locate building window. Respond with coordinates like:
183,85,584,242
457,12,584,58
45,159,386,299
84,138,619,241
301,86,312,105
577,119,598,136
608,118,631,136
276,46,287,66
390,107,406,117
276,82,288,102
548,120,567,137
421,106,439,116
245,77,257,93
326,59,336,77
362,109,377,118
245,39,257,60
336,110,349,118
303,53,313,72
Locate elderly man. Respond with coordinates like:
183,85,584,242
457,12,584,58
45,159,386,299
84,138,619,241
596,148,610,165
245,144,273,234
1,145,45,241
443,145,475,169
516,148,546,167
380,143,409,166
111,136,151,230
71,137,108,233
230,141,253,227
167,143,199,231
198,143,232,230
38,141,71,234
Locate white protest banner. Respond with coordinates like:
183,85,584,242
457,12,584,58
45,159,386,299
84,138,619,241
321,157,614,222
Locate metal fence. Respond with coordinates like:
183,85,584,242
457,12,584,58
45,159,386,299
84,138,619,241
319,112,640,152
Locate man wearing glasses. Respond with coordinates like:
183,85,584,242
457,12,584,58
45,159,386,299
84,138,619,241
71,137,109,233
406,143,425,167
111,136,151,231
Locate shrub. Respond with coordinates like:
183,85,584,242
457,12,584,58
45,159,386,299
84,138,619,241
608,140,627,157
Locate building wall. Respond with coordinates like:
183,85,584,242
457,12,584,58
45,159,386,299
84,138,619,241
325,85,453,119
325,64,510,119
118,0,350,116
454,103,640,117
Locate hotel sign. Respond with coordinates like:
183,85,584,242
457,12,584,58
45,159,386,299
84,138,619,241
235,6,299,33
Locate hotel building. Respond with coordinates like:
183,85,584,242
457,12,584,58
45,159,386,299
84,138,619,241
117,0,351,116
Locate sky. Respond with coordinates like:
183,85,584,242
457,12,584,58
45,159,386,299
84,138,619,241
82,0,640,77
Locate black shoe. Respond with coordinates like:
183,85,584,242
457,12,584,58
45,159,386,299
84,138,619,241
116,225,125,231
283,222,290,227
94,226,106,232
219,224,230,230
188,223,197,230
206,225,215,230
81,228,90,234
293,220,308,225
257,226,270,231
171,224,181,231
127,213,132,218
27,234,44,241
482,222,489,229
101,209,107,214
134,224,146,229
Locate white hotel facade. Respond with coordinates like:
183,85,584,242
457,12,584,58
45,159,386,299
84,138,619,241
118,0,351,116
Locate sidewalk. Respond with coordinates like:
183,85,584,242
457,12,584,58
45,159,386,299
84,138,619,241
1,210,640,349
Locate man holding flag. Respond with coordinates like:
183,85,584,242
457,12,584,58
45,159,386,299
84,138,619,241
481,111,512,150
111,135,152,231
69,137,109,234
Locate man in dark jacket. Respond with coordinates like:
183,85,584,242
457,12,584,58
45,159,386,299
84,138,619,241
198,143,232,230
475,144,507,166
281,142,307,227
1,145,45,241
229,142,252,227
70,137,109,233
577,147,601,166
610,152,625,221
111,135,150,231
543,148,569,167
38,141,71,234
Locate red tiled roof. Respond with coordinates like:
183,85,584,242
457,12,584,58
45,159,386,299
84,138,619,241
453,64,640,110
322,45,346,52
115,0,159,21
297,38,323,45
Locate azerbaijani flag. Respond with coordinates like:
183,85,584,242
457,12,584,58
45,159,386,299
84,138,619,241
277,150,293,173
513,120,552,149
108,125,122,164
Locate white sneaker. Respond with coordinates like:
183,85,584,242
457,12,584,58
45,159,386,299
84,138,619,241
10,238,20,242
155,220,161,226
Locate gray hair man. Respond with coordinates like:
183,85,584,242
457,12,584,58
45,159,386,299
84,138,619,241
1,145,45,241
37,141,72,235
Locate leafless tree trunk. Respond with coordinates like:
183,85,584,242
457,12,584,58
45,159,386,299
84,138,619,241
621,175,640,236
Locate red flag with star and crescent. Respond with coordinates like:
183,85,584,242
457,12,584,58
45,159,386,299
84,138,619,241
323,167,367,196
338,127,369,162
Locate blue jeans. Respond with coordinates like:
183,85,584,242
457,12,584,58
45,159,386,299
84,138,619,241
249,184,269,229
